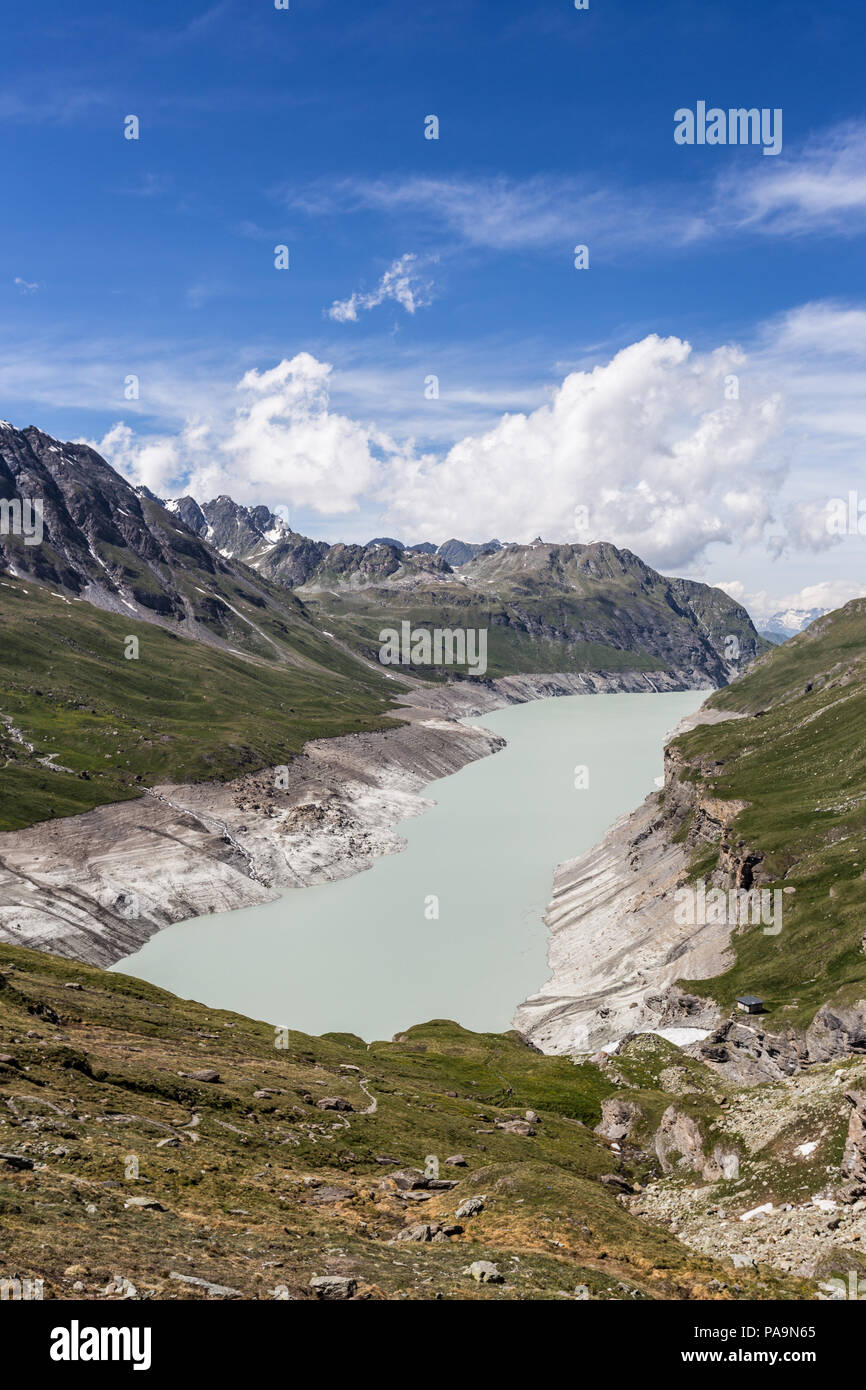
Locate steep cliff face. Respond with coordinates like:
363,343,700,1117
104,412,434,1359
0,425,262,628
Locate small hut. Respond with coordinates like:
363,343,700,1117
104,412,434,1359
736,995,764,1015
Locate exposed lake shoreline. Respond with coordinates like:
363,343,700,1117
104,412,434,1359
0,667,710,970
512,707,746,1054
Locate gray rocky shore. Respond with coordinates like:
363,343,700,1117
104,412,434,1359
512,708,739,1055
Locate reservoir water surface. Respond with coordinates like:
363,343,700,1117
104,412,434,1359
113,690,705,1040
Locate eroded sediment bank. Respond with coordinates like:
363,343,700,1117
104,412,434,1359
513,708,745,1055
514,704,866,1084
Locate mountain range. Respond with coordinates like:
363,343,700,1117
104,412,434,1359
0,425,765,679
162,489,768,685
0,421,767,829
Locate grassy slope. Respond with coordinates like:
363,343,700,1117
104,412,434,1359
306,588,758,682
306,589,659,681
0,578,402,831
0,941,809,1301
671,600,866,1026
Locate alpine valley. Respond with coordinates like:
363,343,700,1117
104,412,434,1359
0,423,864,1301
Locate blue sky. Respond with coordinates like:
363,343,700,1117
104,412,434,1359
3,0,866,621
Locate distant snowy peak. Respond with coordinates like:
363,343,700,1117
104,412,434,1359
760,606,827,642
772,606,826,632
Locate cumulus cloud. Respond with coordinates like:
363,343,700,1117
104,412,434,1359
91,352,409,515
767,499,842,557
327,253,433,322
89,332,850,574
382,334,786,570
92,421,185,496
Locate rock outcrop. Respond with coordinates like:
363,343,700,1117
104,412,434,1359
690,1002,866,1085
594,1097,643,1143
842,1090,866,1185
654,1106,739,1181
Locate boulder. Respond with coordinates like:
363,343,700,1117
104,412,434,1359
0,1151,34,1171
316,1097,354,1112
389,1168,428,1190
599,1173,635,1193
305,1185,354,1205
169,1271,241,1298
467,1261,502,1284
653,1106,738,1180
655,1106,704,1174
310,1275,356,1300
396,1223,437,1243
806,1004,866,1064
495,1119,535,1136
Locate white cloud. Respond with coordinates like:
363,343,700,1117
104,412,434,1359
287,174,683,255
767,300,866,359
720,122,866,236
284,122,866,259
328,253,433,322
13,277,41,294
90,336,791,570
53,306,866,579
756,302,866,493
91,353,410,515
93,422,183,497
381,334,786,569
769,499,840,557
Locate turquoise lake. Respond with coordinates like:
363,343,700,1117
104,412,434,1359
112,690,705,1041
